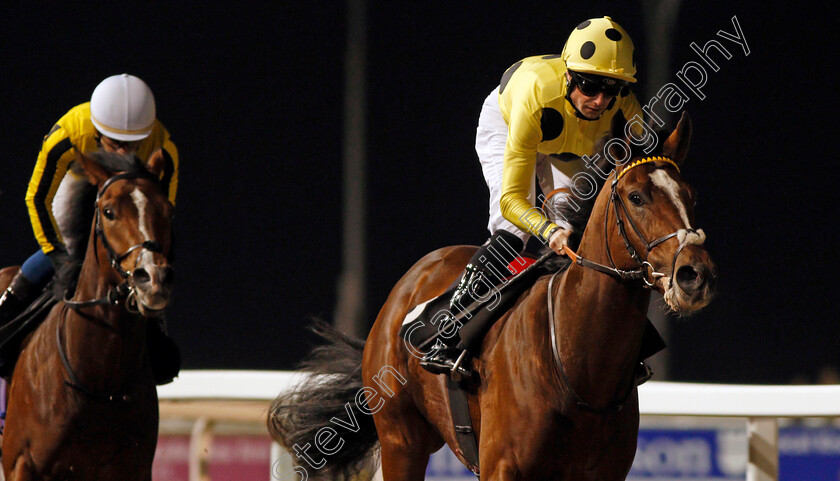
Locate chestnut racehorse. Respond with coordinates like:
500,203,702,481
1,151,174,480
269,112,716,480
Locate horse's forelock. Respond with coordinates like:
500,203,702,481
88,151,146,176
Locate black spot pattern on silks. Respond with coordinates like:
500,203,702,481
605,28,622,41
576,20,591,30
540,108,564,141
542,54,563,59
499,60,523,94
580,41,596,59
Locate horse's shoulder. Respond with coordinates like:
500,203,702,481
415,245,478,269
483,272,557,351
396,245,476,284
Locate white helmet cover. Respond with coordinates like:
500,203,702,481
90,74,156,141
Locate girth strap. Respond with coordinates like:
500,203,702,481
546,270,634,414
446,377,480,477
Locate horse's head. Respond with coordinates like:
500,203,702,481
75,150,174,316
590,112,716,314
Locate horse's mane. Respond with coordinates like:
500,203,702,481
87,151,147,175
538,115,666,273
62,151,148,249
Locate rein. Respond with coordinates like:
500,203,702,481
59,170,164,401
546,156,702,413
56,310,132,402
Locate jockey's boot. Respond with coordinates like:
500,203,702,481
147,317,181,385
635,362,654,386
420,231,524,380
419,263,484,381
0,272,37,326
634,318,666,386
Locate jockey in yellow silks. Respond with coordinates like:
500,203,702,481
419,17,647,378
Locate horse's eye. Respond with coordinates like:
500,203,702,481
103,208,115,220
629,192,644,206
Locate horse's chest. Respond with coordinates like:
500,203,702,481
504,410,639,480
52,400,157,457
43,408,157,479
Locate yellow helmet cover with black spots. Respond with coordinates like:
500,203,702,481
562,16,636,83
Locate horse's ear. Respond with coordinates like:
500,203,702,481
661,111,692,164
146,149,165,178
74,151,110,187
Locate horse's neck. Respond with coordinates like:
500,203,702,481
63,239,148,385
554,204,650,407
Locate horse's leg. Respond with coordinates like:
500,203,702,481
479,461,518,481
6,456,33,481
375,401,441,481
478,437,520,481
378,441,431,481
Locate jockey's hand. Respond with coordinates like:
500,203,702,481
548,228,573,256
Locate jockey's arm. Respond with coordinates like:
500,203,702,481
499,104,564,245
25,124,75,255
157,134,179,205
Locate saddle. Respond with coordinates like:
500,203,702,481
0,284,58,378
399,254,541,354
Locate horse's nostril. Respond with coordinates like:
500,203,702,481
675,265,702,291
132,268,151,285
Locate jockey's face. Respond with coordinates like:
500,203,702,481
566,72,617,120
99,135,142,155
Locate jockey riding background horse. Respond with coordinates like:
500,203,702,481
0,151,174,481
269,112,716,480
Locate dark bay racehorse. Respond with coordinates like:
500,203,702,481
1,151,174,480
269,112,716,480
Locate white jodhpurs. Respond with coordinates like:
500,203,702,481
51,169,97,259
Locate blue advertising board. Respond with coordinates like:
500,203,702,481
423,425,840,481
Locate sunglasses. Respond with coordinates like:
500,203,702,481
570,72,628,97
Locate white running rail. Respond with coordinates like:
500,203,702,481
158,371,840,481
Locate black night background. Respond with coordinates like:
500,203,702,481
0,1,836,385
